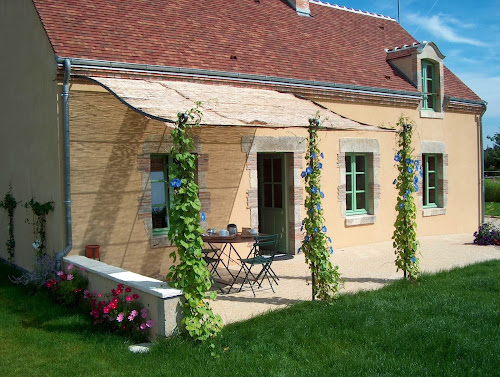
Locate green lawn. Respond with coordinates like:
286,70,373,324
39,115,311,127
485,178,500,202
486,202,500,216
1,260,499,377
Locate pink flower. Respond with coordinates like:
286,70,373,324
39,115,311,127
128,310,138,321
116,312,124,323
67,264,74,271
103,306,110,314
141,308,148,319
125,287,132,293
132,293,140,300
79,267,86,272
126,296,133,302
146,320,154,328
83,290,90,298
116,289,123,295
67,274,74,281
56,271,64,277
140,323,147,330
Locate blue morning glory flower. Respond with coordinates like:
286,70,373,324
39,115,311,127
305,235,310,242
298,247,301,254
314,227,318,233
316,203,321,210
330,246,334,254
411,256,415,263
301,171,306,178
399,203,404,208
328,237,332,243
413,176,418,183
414,184,419,192
311,152,316,159
405,158,412,164
320,152,324,159
170,178,182,188
306,167,313,174
300,226,303,232
394,154,401,162
309,208,313,213
393,179,397,185
201,212,206,222
322,226,327,232
405,189,411,195
403,193,408,199
318,163,323,169
407,167,413,174
312,187,317,194
320,191,325,199
302,220,305,225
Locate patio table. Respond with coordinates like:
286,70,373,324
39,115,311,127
202,233,259,292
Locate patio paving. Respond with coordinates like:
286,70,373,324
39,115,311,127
209,231,500,325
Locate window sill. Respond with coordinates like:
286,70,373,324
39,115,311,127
345,214,376,227
149,235,174,248
420,110,444,119
422,207,446,217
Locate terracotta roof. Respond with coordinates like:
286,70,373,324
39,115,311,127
32,0,481,101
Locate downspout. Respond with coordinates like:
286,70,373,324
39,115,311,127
479,104,487,225
55,58,72,270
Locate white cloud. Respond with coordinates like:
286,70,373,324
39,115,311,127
406,13,487,47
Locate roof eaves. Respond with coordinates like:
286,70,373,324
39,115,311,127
56,55,422,99
310,0,396,21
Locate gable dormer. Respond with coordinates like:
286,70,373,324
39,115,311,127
386,41,445,118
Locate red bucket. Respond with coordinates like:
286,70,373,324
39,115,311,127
85,245,100,260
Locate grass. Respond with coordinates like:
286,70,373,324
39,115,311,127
485,178,500,202
486,202,500,216
1,260,500,377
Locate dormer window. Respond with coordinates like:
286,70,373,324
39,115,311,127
421,60,437,111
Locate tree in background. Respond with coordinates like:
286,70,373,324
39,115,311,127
484,132,500,172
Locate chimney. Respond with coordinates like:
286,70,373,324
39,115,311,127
286,0,310,16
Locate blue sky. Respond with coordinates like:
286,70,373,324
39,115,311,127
323,0,499,147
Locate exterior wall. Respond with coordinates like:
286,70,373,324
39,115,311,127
69,84,481,277
317,100,481,241
0,0,64,270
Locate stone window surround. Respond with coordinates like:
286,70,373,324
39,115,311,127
338,138,380,227
417,43,445,118
137,135,208,248
419,141,448,217
242,135,306,255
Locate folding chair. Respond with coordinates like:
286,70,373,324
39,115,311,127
237,234,279,296
202,248,225,293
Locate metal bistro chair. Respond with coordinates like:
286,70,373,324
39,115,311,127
202,248,225,293
236,234,279,296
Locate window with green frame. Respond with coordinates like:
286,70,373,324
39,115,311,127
421,60,437,111
423,154,439,208
345,153,368,215
150,155,173,235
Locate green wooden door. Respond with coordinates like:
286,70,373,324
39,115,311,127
258,153,287,253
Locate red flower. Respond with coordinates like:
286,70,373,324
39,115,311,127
116,289,123,295
74,288,83,293
125,287,132,293
117,283,124,290
133,293,140,300
111,289,117,297
121,325,127,330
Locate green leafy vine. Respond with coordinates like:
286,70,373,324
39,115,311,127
166,106,222,341
392,116,420,281
0,185,19,262
300,117,342,301
25,198,54,258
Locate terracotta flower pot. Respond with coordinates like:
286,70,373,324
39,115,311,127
85,244,100,260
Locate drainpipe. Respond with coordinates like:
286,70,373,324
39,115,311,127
55,58,72,271
479,104,487,225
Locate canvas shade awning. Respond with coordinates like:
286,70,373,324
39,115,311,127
83,76,385,131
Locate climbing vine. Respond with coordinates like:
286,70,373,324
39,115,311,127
166,106,222,341
392,116,420,281
25,198,54,258
0,186,18,262
300,117,342,301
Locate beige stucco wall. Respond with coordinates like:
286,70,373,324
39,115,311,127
318,100,482,240
68,84,481,277
0,0,65,270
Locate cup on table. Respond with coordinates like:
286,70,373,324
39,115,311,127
219,229,230,236
250,228,258,236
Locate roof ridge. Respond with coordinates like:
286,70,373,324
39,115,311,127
310,0,396,21
385,42,421,53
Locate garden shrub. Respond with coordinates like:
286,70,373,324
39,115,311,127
10,254,57,291
473,223,500,246
46,263,88,307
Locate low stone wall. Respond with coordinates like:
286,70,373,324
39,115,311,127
63,255,183,338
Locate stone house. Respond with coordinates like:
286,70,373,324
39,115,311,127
0,0,486,276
